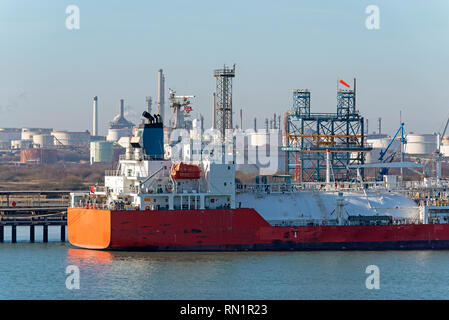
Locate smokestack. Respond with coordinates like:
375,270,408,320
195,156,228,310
212,92,216,129
146,96,152,113
120,99,124,118
157,69,165,126
378,117,382,135
93,96,98,136
254,118,257,131
240,109,243,130
278,115,281,131
366,119,369,135
273,113,277,129
265,118,269,131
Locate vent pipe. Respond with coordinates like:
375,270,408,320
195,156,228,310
120,99,124,118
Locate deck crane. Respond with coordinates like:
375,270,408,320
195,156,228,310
169,88,195,130
377,122,406,180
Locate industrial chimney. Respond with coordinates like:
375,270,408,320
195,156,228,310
93,96,98,136
146,96,152,114
120,99,125,118
157,69,165,126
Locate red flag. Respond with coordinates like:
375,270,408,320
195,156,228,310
339,79,350,88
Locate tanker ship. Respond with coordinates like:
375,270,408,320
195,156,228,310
68,111,449,251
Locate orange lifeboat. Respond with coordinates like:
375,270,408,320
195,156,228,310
171,162,201,180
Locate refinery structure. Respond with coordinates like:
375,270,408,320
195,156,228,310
1,65,449,188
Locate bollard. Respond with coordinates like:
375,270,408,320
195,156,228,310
30,225,35,243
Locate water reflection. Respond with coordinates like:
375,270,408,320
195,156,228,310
2,244,449,299
67,248,114,265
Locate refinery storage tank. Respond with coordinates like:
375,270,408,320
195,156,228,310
365,136,400,163
11,139,33,149
442,136,449,145
404,133,437,155
20,148,57,164
90,141,113,164
106,99,135,142
440,145,449,157
106,127,133,142
21,128,52,140
52,131,91,147
32,134,54,148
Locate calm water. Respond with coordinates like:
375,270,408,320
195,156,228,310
0,226,449,299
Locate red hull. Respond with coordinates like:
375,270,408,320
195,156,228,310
68,208,449,251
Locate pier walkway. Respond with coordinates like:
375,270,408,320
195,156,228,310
0,190,77,243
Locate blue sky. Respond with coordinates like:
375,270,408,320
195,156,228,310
1,0,449,136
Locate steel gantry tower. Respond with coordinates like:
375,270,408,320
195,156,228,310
283,80,372,182
214,65,236,139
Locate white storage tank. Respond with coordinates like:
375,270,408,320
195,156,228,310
21,128,52,140
90,141,113,164
442,136,449,145
106,127,133,142
11,139,33,149
367,137,391,149
365,137,401,163
440,144,449,157
33,134,54,148
52,131,91,147
405,133,437,155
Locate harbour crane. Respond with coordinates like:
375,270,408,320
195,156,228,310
376,122,407,180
